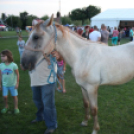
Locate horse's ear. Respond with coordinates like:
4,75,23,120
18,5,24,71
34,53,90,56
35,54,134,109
32,19,38,26
32,19,44,26
47,14,54,27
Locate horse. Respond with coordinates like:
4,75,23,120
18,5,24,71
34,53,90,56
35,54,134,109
21,15,134,134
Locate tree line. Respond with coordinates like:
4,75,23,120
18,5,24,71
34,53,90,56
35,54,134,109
1,5,101,29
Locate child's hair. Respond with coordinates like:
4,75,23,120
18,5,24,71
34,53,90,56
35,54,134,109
1,50,14,63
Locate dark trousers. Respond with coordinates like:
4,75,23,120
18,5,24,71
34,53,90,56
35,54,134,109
32,83,57,129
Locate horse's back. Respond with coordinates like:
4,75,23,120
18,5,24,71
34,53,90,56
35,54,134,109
75,42,134,86
99,42,134,85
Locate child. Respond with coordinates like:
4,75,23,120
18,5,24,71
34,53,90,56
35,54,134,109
17,36,25,58
51,51,66,93
0,50,19,114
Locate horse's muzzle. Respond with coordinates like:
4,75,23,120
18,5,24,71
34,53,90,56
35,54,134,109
21,55,37,71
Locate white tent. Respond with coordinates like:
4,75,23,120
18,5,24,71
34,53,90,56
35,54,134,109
91,8,134,29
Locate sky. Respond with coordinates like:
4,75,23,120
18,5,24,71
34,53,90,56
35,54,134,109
0,0,134,18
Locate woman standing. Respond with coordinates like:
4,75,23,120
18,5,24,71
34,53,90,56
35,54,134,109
112,27,119,45
77,28,83,36
82,26,90,39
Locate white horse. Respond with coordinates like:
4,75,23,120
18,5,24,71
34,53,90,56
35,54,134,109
21,15,134,134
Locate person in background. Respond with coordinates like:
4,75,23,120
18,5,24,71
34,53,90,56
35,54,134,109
130,27,134,41
133,27,134,41
118,28,124,45
82,26,90,39
89,26,94,34
74,26,77,32
89,25,101,42
30,26,32,31
25,26,29,33
17,36,25,59
19,28,22,36
16,27,20,37
109,27,113,38
112,27,119,45
107,26,111,33
77,28,83,36
0,50,19,114
100,24,109,45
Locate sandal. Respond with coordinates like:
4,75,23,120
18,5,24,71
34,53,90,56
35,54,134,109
57,88,62,93
1,108,8,114
14,108,20,114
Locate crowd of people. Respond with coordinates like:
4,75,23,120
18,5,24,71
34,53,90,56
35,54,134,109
69,24,134,45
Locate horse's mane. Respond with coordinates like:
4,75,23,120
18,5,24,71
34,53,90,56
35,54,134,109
55,22,87,40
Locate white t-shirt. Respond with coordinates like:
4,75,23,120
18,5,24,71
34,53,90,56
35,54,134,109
89,31,101,41
17,40,25,51
29,59,57,87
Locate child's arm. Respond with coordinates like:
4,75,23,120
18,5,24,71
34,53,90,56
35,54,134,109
63,59,66,72
15,69,19,89
0,70,2,90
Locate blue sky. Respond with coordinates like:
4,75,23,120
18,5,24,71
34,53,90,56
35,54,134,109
0,0,134,18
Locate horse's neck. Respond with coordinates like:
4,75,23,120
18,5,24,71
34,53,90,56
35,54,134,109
56,33,86,68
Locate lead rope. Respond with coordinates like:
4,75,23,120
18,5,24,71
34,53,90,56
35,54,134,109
47,54,63,93
47,22,63,93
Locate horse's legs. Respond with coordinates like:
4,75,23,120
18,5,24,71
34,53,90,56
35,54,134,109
87,85,100,134
81,87,91,126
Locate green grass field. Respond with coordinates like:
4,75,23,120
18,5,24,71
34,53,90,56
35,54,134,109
0,36,134,134
0,30,28,37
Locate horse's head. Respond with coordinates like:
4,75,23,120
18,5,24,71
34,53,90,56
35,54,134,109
21,15,57,70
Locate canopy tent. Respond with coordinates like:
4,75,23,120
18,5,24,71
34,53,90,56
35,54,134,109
64,24,69,27
0,24,6,28
69,24,75,27
91,8,134,29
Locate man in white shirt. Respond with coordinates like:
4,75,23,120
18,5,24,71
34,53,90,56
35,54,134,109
89,26,101,42
21,19,58,134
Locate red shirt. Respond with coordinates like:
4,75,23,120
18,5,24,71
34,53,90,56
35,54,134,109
113,30,119,37
89,28,94,33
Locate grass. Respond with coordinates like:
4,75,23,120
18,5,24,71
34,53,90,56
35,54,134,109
0,35,134,134
0,30,28,37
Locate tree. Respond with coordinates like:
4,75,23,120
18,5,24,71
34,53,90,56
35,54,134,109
20,11,28,29
26,15,37,26
70,8,87,25
69,5,101,25
61,16,72,25
6,15,22,28
41,15,49,21
86,5,101,20
1,13,7,21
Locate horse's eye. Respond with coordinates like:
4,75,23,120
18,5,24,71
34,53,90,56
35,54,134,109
33,35,39,40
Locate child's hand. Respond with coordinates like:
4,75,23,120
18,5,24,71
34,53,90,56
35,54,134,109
15,83,19,89
63,67,66,71
51,51,60,60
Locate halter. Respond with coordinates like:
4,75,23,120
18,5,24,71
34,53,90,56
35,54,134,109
25,22,57,57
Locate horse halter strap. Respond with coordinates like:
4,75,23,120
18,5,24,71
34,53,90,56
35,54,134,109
25,22,58,56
